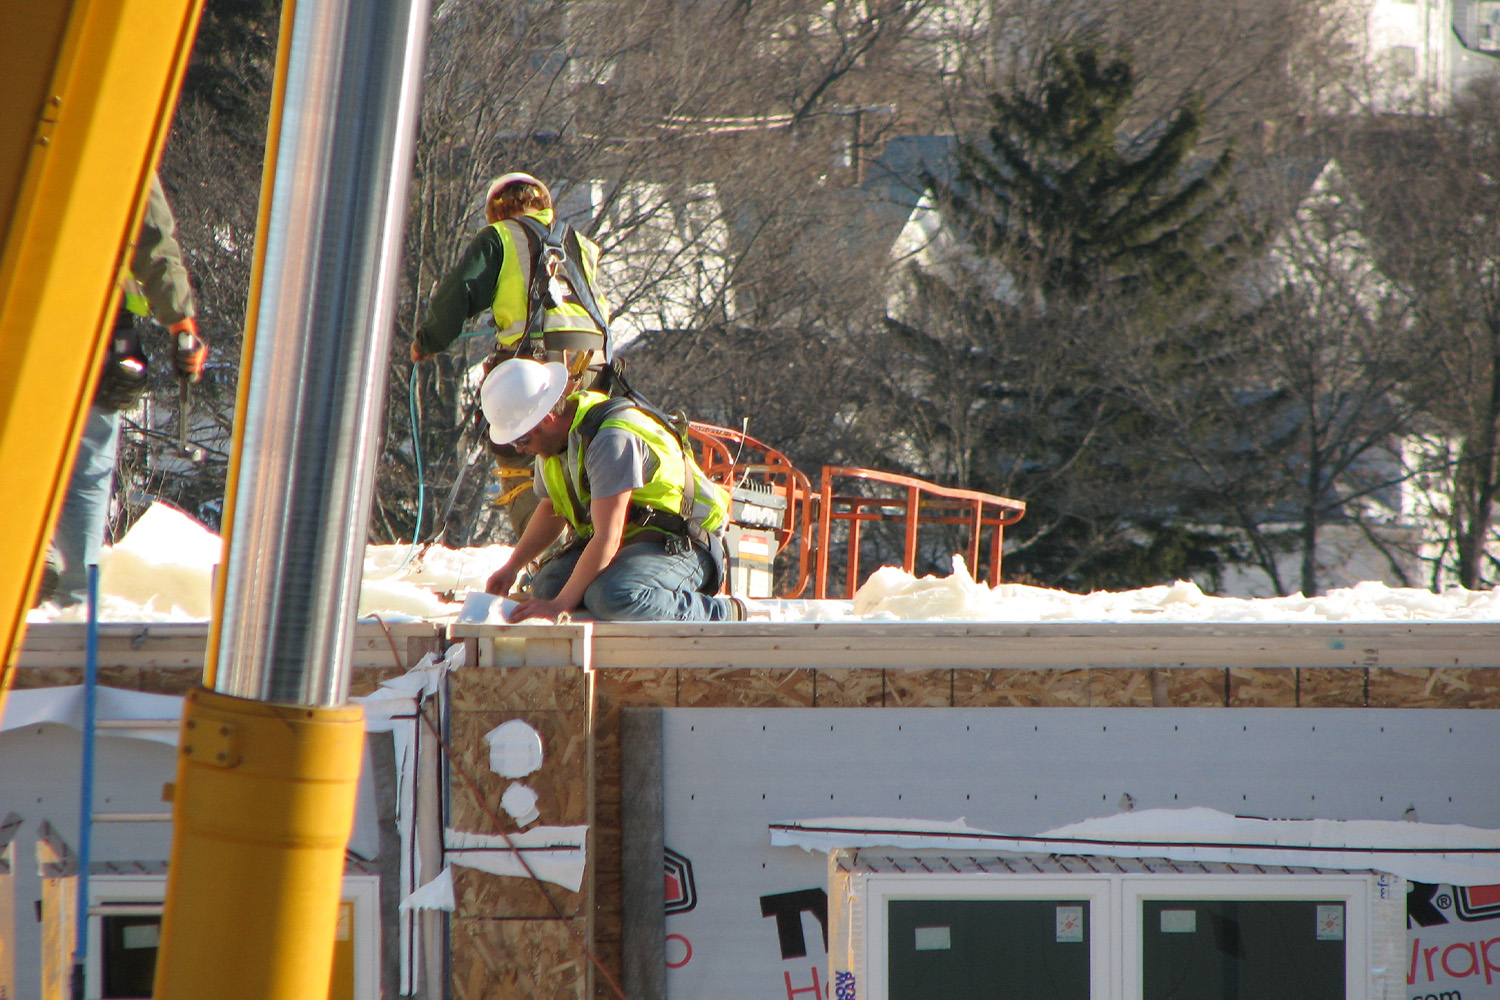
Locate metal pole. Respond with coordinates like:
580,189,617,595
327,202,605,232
154,0,431,995
212,0,431,708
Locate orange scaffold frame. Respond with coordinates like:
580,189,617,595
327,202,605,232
688,422,1027,600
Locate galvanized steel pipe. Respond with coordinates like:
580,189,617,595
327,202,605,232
212,0,431,706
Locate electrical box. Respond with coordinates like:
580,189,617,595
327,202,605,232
726,486,786,598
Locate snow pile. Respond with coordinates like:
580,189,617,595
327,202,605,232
28,502,509,624
847,554,1500,623
24,503,1500,624
92,503,223,619
358,541,512,621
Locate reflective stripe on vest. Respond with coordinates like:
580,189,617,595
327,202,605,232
490,212,608,349
540,392,729,542
120,270,149,317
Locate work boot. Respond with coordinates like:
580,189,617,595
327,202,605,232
35,545,64,606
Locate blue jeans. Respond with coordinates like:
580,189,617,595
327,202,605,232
51,406,120,607
528,537,730,621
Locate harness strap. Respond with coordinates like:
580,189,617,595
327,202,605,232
514,215,613,362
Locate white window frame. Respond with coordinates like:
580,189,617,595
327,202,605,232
83,875,381,1000
860,872,1375,1000
1120,875,1371,1000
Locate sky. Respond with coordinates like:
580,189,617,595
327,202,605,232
26,502,1500,624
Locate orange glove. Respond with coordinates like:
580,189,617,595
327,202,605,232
170,318,208,382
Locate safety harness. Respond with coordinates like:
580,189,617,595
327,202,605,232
546,394,729,587
513,215,613,363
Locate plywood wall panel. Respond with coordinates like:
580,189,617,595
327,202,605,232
885,668,953,706
446,710,590,832
588,938,624,1000
812,668,883,706
596,668,678,707
1087,669,1157,706
1298,668,1367,707
591,717,624,800
10,667,81,688
347,666,405,699
1369,667,1500,708
954,668,1090,707
450,916,586,1000
1159,667,1228,706
451,666,588,711
1228,667,1297,707
453,864,583,920
678,668,814,707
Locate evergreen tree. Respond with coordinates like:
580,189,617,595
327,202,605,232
872,43,1249,589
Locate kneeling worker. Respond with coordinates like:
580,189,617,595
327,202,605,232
481,358,747,622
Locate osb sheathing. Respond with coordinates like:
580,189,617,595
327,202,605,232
1298,667,1368,707
9,664,405,697
450,916,587,1000
450,664,589,712
1228,667,1299,707
885,668,954,706
955,668,1090,706
447,665,595,1000
1369,667,1500,708
445,709,590,835
452,864,583,921
678,667,815,707
813,667,884,706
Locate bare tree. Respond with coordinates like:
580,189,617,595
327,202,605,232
1352,81,1500,589
378,0,960,544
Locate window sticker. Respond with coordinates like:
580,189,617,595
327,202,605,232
913,926,951,951
1316,904,1344,941
1056,905,1084,942
1160,909,1197,933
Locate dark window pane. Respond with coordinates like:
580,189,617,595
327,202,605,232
101,914,160,999
888,899,1091,1000
1141,900,1345,1000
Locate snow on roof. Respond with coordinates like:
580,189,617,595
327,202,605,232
774,807,1500,885
25,502,1500,624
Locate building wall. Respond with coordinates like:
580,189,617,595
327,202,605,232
14,620,1500,1000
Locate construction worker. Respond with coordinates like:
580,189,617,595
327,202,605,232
39,173,207,608
410,172,610,536
480,358,747,622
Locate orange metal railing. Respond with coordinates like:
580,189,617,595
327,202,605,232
815,466,1027,599
688,423,1027,601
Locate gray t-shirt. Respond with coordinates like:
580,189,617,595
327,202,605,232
534,424,660,508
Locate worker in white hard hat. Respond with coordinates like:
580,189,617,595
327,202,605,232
408,171,611,535
480,358,747,622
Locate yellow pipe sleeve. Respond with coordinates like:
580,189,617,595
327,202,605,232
153,687,366,1000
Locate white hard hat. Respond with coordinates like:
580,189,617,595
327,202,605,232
481,359,569,444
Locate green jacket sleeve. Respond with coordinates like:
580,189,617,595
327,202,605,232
414,227,505,355
131,173,197,327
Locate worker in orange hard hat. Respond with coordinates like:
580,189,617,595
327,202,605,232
409,171,612,535
478,358,745,622
410,171,609,367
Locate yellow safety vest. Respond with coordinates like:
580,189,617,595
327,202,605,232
490,211,609,349
540,392,728,545
119,270,149,317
